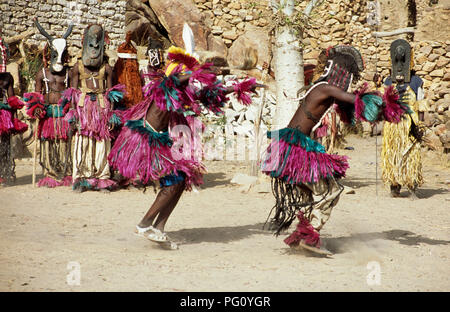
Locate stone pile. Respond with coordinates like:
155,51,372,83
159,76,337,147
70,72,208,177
201,76,277,138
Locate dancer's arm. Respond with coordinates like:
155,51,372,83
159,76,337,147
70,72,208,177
323,84,356,106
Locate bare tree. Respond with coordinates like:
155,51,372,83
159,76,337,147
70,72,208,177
271,0,321,128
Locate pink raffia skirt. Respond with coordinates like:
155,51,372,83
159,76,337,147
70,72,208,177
109,119,205,190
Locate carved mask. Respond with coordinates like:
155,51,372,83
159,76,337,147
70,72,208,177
35,19,73,73
390,39,411,83
82,25,105,68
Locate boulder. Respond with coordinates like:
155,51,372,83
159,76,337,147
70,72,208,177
227,24,271,69
207,34,228,58
148,0,209,51
196,50,228,67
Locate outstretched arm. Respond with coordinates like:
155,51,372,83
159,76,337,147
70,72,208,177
323,84,356,106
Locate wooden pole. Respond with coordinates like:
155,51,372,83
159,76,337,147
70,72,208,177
373,27,415,38
32,120,38,187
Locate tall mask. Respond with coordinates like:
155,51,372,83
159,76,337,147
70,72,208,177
390,39,412,83
35,19,73,73
82,25,105,68
316,45,365,91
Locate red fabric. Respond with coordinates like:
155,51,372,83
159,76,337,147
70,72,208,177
13,118,28,134
353,83,370,122
24,92,46,119
7,96,24,110
232,77,257,106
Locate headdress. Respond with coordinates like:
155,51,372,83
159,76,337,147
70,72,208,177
314,45,365,91
34,18,73,73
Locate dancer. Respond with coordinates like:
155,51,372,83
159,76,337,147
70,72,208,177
260,45,412,255
65,24,124,192
381,39,427,199
0,69,28,185
24,18,75,187
109,24,258,249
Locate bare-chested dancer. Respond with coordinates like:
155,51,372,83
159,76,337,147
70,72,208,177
261,45,411,256
24,18,75,187
109,40,258,249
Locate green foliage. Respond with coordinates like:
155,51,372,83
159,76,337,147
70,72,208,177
19,52,42,92
269,0,325,38
247,2,258,9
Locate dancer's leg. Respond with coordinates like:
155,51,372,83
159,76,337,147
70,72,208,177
153,181,185,232
138,181,185,229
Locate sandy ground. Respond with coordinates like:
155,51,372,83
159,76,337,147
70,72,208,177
0,134,449,292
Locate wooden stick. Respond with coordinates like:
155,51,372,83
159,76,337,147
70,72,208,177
373,27,415,38
32,120,39,187
3,28,35,44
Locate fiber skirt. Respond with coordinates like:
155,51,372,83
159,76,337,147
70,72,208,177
260,127,349,184
108,119,205,190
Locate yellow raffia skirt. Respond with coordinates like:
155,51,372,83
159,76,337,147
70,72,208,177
381,110,423,189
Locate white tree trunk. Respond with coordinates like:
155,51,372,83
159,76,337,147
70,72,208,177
272,0,304,130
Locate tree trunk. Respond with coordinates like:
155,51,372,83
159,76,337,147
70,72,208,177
272,0,304,129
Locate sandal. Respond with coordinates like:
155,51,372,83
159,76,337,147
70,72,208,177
134,225,156,237
147,228,168,243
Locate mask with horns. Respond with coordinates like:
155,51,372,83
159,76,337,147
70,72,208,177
34,18,73,73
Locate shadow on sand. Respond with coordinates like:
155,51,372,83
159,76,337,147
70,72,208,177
168,222,272,245
169,223,450,259
325,229,450,254
201,171,231,189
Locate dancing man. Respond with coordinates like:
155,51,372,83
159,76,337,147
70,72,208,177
381,39,427,199
260,45,412,255
24,18,75,187
109,24,258,249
